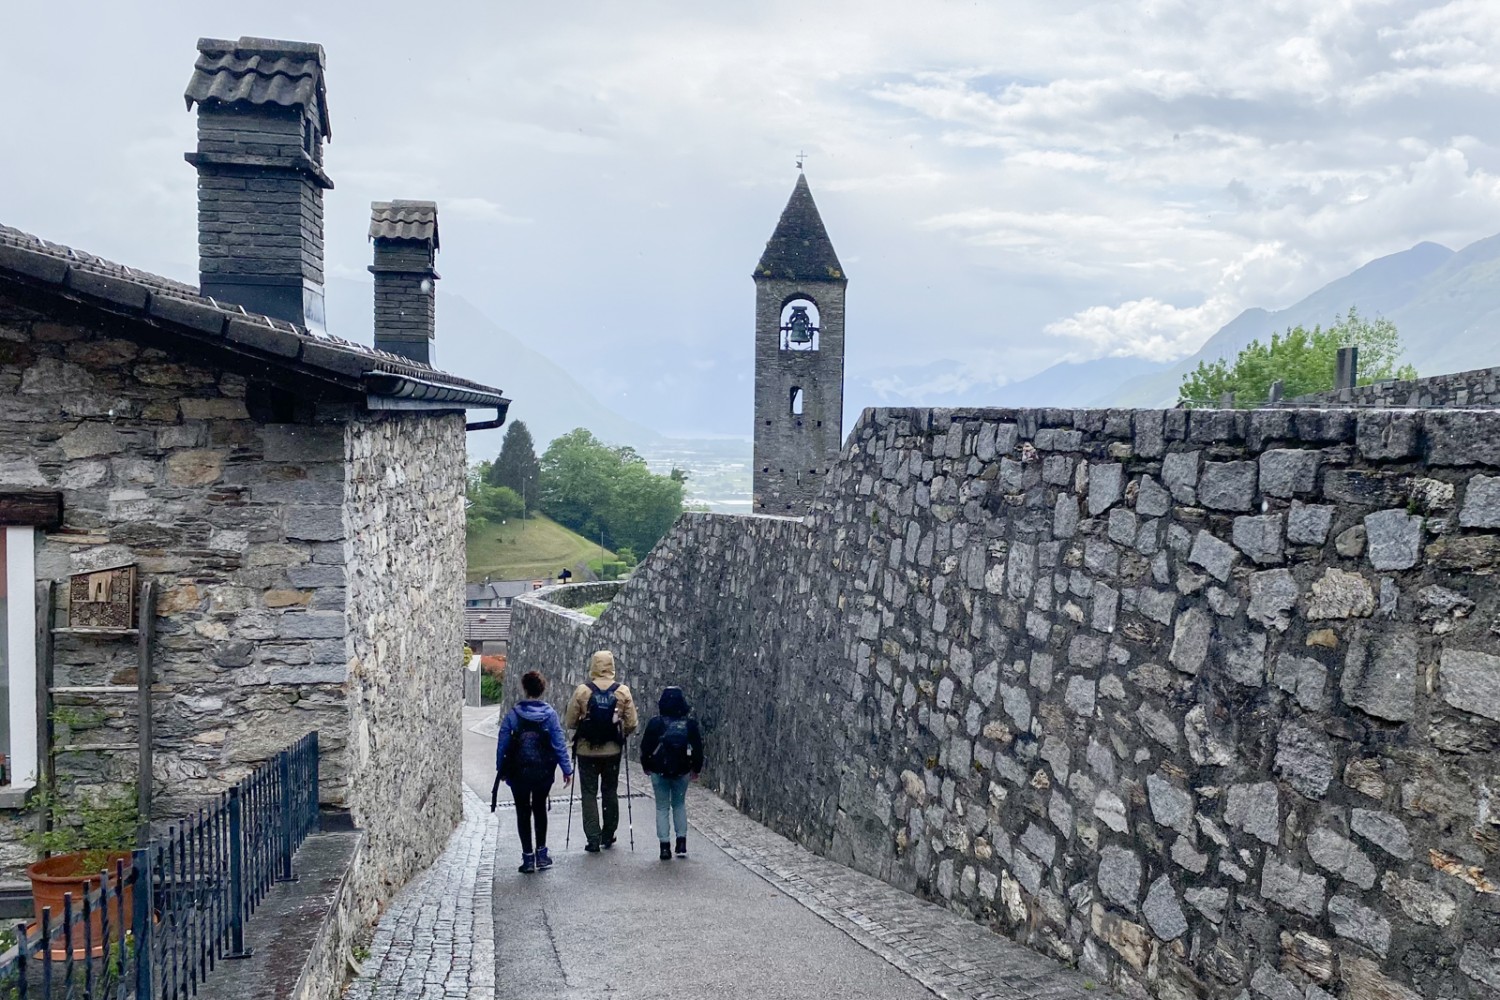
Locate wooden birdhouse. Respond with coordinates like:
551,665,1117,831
68,563,137,630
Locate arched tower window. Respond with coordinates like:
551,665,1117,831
780,299,820,352
790,387,804,415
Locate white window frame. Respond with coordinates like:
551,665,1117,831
4,526,38,790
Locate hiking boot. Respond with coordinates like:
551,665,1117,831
675,836,688,858
518,852,537,874
584,841,602,854
659,842,672,861
602,836,617,850
536,847,553,870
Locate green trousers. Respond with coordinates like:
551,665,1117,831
578,753,622,846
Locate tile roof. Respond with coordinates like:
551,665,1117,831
464,608,511,643
755,173,846,283
370,201,439,247
0,223,506,406
185,37,332,138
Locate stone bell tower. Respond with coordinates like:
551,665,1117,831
752,174,847,515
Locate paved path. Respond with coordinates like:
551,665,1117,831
348,706,1096,1000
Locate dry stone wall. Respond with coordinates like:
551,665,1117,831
1294,366,1500,409
513,405,1500,1000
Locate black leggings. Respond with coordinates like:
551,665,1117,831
513,783,551,854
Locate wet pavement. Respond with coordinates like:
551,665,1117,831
345,705,1095,1000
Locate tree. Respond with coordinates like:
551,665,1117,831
466,465,524,529
538,428,686,557
487,421,541,517
1178,308,1418,408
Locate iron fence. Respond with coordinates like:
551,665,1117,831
0,731,320,998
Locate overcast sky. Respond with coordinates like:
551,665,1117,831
4,1,1499,436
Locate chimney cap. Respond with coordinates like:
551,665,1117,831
369,201,439,249
186,36,331,139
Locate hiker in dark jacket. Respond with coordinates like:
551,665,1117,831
495,671,573,873
639,686,704,861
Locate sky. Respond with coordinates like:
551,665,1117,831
4,1,1500,438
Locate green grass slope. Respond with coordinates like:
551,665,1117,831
466,514,615,583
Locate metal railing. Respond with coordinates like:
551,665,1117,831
0,732,320,998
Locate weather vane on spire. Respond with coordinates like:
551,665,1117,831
795,150,807,171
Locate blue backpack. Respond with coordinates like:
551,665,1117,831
507,716,556,785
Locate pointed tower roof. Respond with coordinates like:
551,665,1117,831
755,174,846,283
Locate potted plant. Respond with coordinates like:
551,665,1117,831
23,787,140,956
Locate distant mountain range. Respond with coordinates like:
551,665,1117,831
324,278,657,457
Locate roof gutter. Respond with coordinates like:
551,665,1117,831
362,372,510,431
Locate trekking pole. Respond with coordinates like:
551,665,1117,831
565,743,577,849
623,736,635,852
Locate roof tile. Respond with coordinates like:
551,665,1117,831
185,37,331,138
369,201,439,246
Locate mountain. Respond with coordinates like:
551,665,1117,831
1097,238,1500,407
323,278,659,457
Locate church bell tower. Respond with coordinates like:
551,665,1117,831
752,173,847,515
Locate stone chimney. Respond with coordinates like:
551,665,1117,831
184,37,332,332
368,201,439,365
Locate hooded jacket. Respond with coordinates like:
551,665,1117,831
640,686,705,776
563,650,638,757
495,699,572,788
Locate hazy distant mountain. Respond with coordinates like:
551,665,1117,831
1097,237,1500,407
324,278,659,457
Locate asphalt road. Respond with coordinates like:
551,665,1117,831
464,706,931,1000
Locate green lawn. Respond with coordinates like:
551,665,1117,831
466,514,615,583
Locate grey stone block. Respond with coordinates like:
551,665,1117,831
1260,858,1326,916
1233,514,1285,565
1363,509,1422,570
1095,790,1129,833
1225,782,1279,845
285,505,345,542
1170,608,1211,675
1307,568,1374,620
1306,827,1376,889
1098,845,1141,912
1189,529,1237,582
1199,461,1256,511
1259,449,1319,497
1147,773,1193,834
1053,494,1079,539
1107,508,1138,545
276,612,347,640
1088,463,1124,515
1350,809,1412,859
287,564,347,588
1250,964,1304,1000
1439,647,1500,722
1020,822,1057,865
1223,630,1267,687
1275,723,1334,799
1287,501,1333,545
1343,632,1417,722
1329,894,1391,957
1272,654,1328,711
1248,569,1298,631
1065,675,1097,716
1459,475,1500,528
1185,886,1228,923
1136,476,1171,517
1162,451,1199,503
1143,875,1187,940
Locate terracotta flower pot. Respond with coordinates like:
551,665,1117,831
26,852,135,958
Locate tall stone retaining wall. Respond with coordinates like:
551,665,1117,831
1294,366,1500,408
512,405,1500,1000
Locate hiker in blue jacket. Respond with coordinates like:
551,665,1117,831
495,670,573,873
639,686,705,861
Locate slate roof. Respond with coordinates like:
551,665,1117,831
370,201,439,247
755,174,846,283
464,607,511,643
0,223,506,407
465,580,534,604
186,37,332,138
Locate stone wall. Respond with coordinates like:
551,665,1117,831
513,405,1500,1000
1294,366,1500,408
342,412,466,919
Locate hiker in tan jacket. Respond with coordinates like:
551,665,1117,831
563,650,638,851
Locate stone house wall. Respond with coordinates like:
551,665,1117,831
0,287,466,906
513,404,1500,1000
342,412,465,917
1293,365,1500,408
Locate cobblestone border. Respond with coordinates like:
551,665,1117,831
346,785,496,1000
685,783,1096,1000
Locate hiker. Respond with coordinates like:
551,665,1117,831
563,649,637,852
640,685,704,860
494,670,573,873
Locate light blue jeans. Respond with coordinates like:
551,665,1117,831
650,773,689,842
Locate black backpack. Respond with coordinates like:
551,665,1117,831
650,718,693,777
508,716,556,785
577,682,621,746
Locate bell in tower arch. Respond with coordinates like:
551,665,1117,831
780,301,820,350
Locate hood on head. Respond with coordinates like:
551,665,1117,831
589,650,616,682
658,686,689,718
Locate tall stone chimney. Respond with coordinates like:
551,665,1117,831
368,201,439,365
184,37,332,332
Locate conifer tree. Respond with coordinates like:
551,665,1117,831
488,421,541,517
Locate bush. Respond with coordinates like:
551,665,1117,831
480,675,503,704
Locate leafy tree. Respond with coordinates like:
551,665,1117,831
538,428,686,557
466,465,525,529
487,421,541,516
1178,308,1418,408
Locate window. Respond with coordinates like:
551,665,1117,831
790,387,804,416
0,527,37,789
